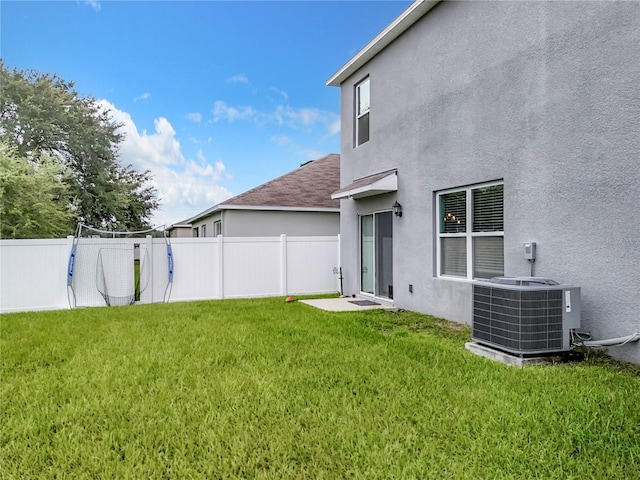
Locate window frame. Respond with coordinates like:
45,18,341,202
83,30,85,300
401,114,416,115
436,181,504,280
355,77,370,147
213,220,222,236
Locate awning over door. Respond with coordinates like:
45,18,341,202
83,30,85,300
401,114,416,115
331,169,398,199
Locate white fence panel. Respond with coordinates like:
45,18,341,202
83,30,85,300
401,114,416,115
286,236,340,295
223,237,282,298
0,235,339,313
169,237,219,302
148,236,173,303
0,238,72,313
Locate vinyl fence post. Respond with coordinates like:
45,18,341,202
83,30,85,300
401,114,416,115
143,235,153,303
66,235,75,309
337,233,341,293
217,235,224,299
280,234,287,296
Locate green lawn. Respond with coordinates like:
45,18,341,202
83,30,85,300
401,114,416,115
2,298,639,479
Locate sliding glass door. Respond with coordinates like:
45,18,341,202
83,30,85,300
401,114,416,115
361,215,374,294
360,211,393,299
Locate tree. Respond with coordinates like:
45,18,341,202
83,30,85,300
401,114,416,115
0,61,158,232
0,142,74,238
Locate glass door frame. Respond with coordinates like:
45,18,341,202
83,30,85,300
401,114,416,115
358,210,393,300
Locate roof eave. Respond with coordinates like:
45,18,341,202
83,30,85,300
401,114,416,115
167,223,192,230
189,205,340,220
326,0,440,87
184,205,222,224
219,205,340,213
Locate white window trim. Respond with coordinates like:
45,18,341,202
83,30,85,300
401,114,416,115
355,77,370,147
436,181,504,280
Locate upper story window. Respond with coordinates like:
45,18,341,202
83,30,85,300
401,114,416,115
201,224,207,237
436,182,504,280
355,77,370,147
214,221,222,236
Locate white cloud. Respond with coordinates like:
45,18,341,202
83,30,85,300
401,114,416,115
82,1,100,11
150,166,232,226
328,117,341,137
272,105,321,128
270,135,292,146
212,100,339,136
186,112,202,123
133,92,151,103
269,106,340,138
97,100,232,227
212,100,257,122
186,159,222,177
227,74,249,84
190,136,212,145
270,87,289,102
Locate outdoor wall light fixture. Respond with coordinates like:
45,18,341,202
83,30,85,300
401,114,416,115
392,201,403,217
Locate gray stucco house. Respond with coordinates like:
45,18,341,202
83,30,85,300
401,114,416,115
328,1,639,364
170,153,340,238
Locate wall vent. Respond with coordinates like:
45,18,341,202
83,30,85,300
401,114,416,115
472,277,580,356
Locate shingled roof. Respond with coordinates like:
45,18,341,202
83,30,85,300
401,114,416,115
177,154,340,226
220,153,340,209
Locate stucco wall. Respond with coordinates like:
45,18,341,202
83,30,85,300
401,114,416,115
169,227,193,238
191,212,222,237
192,210,339,237
224,210,339,237
338,1,640,363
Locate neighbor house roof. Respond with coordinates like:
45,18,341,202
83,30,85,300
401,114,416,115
327,0,440,87
222,153,340,209
183,153,340,224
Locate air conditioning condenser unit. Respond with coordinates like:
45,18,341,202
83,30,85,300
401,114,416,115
472,277,580,356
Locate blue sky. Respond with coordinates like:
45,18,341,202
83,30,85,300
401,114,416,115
2,0,411,226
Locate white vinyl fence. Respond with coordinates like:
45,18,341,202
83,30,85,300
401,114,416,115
0,235,340,313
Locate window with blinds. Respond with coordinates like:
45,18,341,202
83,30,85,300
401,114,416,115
473,185,503,232
437,182,504,279
442,237,467,276
440,191,466,233
473,236,504,278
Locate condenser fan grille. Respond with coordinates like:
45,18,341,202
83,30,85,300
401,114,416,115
473,284,565,354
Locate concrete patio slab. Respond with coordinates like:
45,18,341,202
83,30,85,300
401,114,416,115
299,297,396,312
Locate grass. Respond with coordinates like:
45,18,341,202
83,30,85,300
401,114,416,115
1,298,639,479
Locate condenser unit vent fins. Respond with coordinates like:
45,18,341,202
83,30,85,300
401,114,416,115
472,278,580,356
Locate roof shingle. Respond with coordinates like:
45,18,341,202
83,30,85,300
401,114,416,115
221,153,340,209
